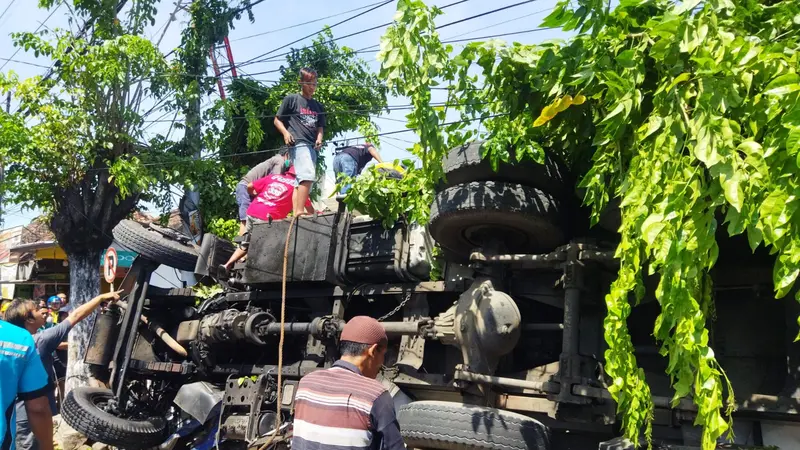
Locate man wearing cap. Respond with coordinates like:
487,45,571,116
292,316,404,450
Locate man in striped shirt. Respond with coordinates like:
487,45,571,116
292,316,404,450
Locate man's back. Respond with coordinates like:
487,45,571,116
292,362,397,450
0,321,50,449
246,174,311,221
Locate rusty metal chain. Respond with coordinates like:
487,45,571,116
377,290,414,322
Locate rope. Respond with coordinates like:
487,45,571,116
257,213,299,450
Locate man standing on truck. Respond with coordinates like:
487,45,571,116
5,290,122,450
333,142,384,194
221,164,314,274
273,68,325,217
0,320,53,450
235,148,289,236
292,316,404,450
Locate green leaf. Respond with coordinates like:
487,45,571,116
787,127,800,154
641,212,666,246
737,140,762,156
765,73,800,96
665,72,691,93
602,100,627,122
722,174,744,212
616,49,636,68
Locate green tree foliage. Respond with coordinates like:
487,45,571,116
198,29,388,225
348,0,800,448
0,14,174,256
0,0,253,391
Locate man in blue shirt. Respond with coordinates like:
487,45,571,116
332,143,384,194
5,290,120,450
0,320,53,450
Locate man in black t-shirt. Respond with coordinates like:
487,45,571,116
333,143,384,194
273,68,326,216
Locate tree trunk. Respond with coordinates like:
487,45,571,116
64,249,102,394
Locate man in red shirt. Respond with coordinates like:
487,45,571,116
222,164,313,272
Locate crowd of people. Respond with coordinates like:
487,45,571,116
1,290,122,450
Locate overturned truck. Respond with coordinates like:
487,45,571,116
63,142,800,449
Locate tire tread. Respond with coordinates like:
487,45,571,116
429,181,567,258
61,387,167,449
113,220,198,271
398,401,550,450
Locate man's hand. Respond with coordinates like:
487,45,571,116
68,289,124,326
283,132,295,146
314,135,323,150
99,289,123,303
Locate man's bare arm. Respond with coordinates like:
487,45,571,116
314,127,324,149
247,182,257,197
367,145,383,164
66,290,121,326
274,117,294,145
25,396,54,450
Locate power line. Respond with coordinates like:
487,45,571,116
444,5,553,39
238,1,551,76
236,26,556,76
0,57,51,69
232,1,391,42
236,0,395,68
444,27,555,43
140,99,501,123
0,1,63,73
436,0,535,30
0,0,18,24
119,113,508,171
233,0,471,71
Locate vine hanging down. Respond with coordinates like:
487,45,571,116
340,0,800,448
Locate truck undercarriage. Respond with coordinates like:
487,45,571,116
62,142,800,450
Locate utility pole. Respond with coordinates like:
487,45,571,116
177,0,205,249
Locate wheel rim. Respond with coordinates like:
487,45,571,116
90,393,155,423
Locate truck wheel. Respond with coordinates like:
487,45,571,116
62,387,168,449
113,219,198,271
429,181,567,260
398,401,550,450
440,141,571,197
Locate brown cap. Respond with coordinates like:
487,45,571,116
340,316,387,346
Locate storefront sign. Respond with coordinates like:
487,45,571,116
99,249,137,268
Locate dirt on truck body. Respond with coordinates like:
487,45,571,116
63,142,800,450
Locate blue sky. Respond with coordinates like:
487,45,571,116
0,0,571,228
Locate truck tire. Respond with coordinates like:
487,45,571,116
429,181,567,260
113,219,198,271
398,401,550,450
440,141,571,197
62,387,168,449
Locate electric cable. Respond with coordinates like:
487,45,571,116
232,0,391,42
0,1,63,73
0,0,18,25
